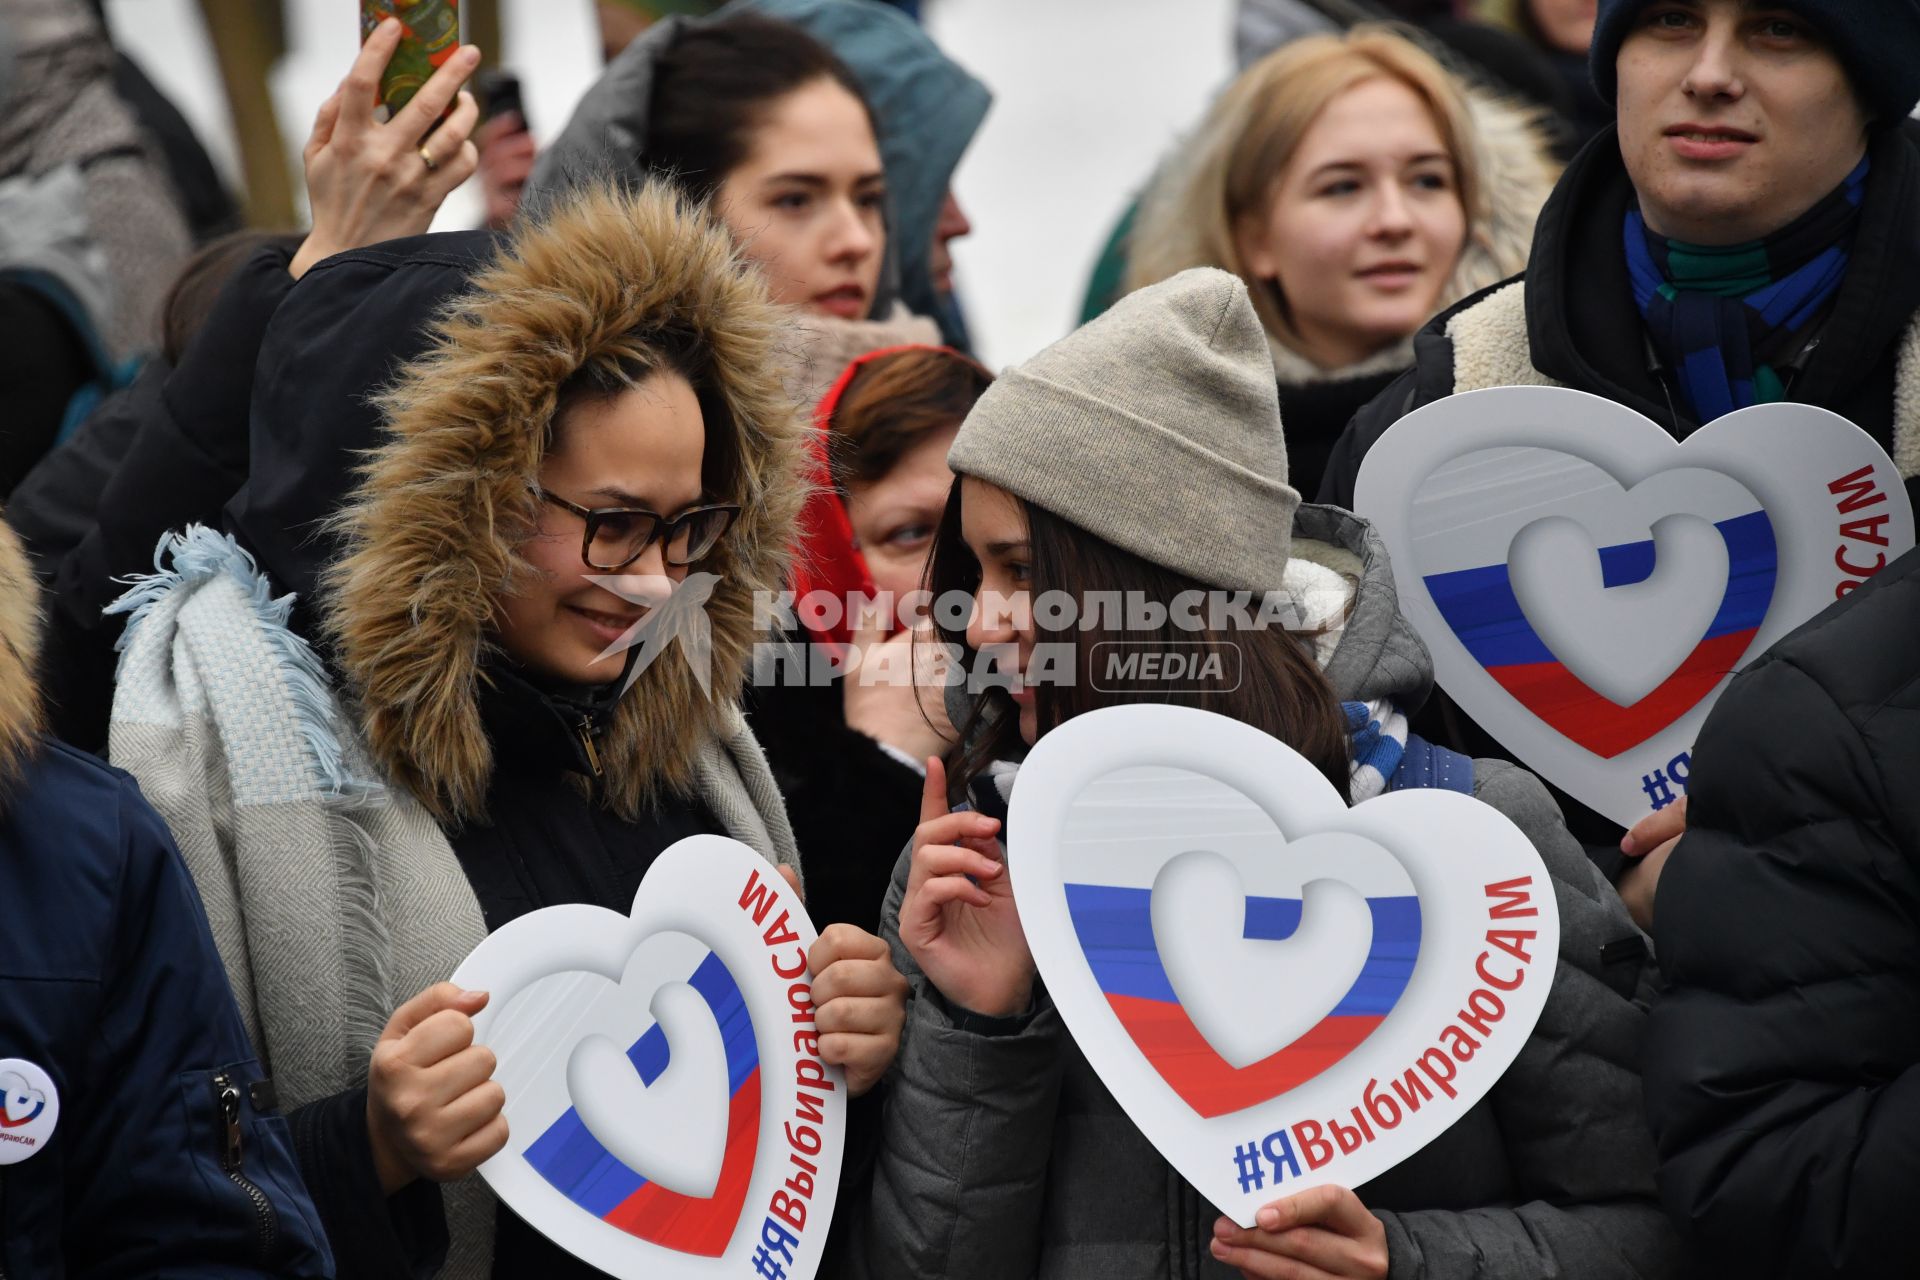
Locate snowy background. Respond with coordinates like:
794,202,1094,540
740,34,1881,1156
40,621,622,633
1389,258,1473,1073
101,0,1237,367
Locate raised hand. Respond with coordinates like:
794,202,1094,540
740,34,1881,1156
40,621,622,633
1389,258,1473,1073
843,612,957,767
290,17,483,280
897,758,1034,1019
477,109,537,230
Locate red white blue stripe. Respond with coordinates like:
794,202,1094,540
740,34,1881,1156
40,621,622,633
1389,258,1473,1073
520,951,760,1257
1422,511,1777,757
1065,884,1420,1119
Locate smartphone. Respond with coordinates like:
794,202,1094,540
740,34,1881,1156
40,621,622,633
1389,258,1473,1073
475,68,528,133
359,0,464,118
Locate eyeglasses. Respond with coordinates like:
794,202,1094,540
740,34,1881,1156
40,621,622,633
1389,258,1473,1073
534,488,740,571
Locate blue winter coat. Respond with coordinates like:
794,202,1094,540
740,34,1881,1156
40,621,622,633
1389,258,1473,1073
0,731,334,1275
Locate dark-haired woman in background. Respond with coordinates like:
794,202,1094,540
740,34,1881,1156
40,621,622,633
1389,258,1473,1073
530,11,942,409
1514,0,1610,151
755,344,993,934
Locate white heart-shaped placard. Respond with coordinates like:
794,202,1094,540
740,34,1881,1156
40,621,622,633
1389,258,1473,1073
1355,387,1914,826
1011,705,1558,1225
453,836,845,1278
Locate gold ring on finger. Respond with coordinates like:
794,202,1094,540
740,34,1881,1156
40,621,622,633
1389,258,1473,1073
418,143,439,173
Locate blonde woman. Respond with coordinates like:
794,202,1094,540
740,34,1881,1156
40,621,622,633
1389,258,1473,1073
1127,28,1557,494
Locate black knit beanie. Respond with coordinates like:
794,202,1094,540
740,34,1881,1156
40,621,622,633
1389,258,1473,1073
1589,0,1920,123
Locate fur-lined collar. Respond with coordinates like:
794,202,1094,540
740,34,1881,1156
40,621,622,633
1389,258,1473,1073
323,183,808,824
0,518,44,792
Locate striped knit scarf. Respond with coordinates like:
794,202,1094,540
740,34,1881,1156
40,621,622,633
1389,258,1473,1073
1625,155,1868,423
1342,700,1473,802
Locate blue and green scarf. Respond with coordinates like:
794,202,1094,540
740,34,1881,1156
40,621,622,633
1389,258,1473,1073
1625,156,1869,423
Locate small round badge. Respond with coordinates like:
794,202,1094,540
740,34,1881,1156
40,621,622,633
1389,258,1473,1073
0,1058,59,1164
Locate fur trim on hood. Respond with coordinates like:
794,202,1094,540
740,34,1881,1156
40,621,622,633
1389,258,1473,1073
0,516,43,792
1451,89,1559,304
322,182,809,825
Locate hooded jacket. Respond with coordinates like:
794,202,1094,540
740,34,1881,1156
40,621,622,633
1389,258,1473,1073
733,0,991,350
844,507,1685,1280
1643,546,1920,1279
109,183,807,1279
525,4,968,362
0,511,333,1280
1126,83,1560,494
746,344,956,936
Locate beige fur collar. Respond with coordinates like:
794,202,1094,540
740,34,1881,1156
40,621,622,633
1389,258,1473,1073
322,183,808,824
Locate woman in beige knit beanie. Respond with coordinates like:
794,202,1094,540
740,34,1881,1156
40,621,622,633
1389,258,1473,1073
840,268,1684,1280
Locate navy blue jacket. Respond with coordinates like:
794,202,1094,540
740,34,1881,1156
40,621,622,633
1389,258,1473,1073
0,736,334,1279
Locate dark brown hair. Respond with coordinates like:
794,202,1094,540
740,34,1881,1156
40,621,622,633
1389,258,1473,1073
548,326,742,503
644,13,877,206
827,347,993,492
160,230,307,365
924,485,1353,804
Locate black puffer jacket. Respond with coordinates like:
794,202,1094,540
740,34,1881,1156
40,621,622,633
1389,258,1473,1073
1644,547,1920,1279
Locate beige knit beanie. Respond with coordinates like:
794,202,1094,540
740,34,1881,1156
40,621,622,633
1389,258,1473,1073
948,267,1298,592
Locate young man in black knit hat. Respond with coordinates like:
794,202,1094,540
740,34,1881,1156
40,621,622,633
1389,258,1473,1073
1318,0,1920,892
1322,0,1920,512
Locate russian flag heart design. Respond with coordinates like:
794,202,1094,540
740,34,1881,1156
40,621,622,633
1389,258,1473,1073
1010,705,1558,1226
1066,855,1420,1120
519,949,760,1256
1418,460,1779,759
453,837,845,1280
1355,387,1914,826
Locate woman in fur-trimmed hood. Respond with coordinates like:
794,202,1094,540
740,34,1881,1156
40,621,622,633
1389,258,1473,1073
109,180,909,1280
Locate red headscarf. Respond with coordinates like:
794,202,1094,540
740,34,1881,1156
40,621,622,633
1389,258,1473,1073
788,344,970,649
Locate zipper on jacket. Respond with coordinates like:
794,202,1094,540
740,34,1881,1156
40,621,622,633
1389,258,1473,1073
576,716,604,778
213,1071,279,1262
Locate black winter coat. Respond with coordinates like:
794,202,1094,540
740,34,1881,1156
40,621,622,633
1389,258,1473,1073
1278,368,1404,502
1644,547,1920,1279
8,243,295,749
746,671,924,935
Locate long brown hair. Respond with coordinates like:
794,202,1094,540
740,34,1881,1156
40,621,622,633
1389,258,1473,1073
925,484,1352,804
